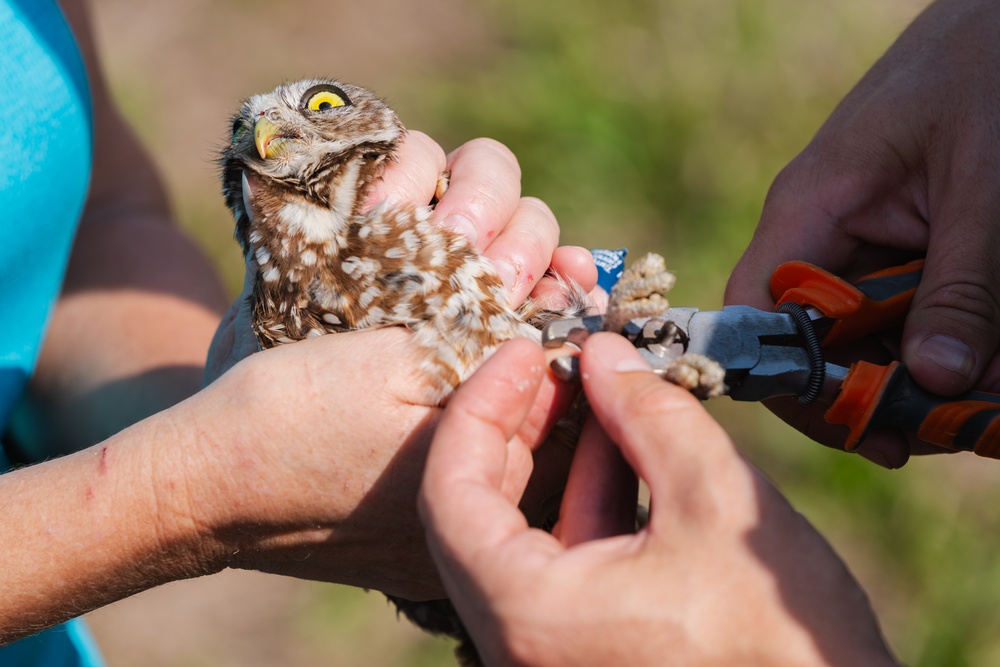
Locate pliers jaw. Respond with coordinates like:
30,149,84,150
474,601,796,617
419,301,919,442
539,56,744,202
540,312,693,381
542,305,826,404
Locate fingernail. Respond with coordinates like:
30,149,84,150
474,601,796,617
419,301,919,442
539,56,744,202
492,258,518,292
916,334,977,379
440,214,480,247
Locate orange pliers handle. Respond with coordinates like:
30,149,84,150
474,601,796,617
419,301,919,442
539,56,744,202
771,260,923,347
770,260,1000,458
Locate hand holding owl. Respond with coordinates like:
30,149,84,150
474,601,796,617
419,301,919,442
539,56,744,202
204,130,596,383
197,124,595,600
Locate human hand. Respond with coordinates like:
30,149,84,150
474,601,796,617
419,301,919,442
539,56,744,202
204,131,598,383
724,0,1000,467
178,327,576,599
419,334,898,667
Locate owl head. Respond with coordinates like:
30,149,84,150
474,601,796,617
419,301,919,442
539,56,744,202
220,78,405,254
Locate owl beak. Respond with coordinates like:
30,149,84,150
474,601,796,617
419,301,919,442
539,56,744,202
254,116,284,160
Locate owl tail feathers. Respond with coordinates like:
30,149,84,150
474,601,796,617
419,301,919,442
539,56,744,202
385,594,484,667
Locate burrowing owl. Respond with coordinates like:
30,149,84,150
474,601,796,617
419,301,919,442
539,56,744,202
219,78,590,665
220,79,587,402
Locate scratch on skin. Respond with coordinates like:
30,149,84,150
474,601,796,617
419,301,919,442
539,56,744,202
85,487,94,501
98,445,109,475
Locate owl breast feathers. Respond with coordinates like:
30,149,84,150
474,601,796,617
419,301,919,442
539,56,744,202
219,78,586,401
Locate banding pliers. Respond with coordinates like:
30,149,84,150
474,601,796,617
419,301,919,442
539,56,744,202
542,260,1000,458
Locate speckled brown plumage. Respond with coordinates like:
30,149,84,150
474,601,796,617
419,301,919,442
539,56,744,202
219,78,588,665
220,79,579,403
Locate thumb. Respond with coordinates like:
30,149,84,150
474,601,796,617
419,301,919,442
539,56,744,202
204,256,260,385
578,333,744,518
902,225,1000,395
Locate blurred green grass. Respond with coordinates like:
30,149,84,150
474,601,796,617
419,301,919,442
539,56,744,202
101,0,1000,664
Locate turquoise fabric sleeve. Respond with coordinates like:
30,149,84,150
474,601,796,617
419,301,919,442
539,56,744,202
0,623,105,667
0,0,92,426
1,0,107,665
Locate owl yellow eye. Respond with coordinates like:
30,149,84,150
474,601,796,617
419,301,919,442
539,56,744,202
301,85,350,112
308,91,345,111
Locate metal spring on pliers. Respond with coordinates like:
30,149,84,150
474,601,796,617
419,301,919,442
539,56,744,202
776,301,825,405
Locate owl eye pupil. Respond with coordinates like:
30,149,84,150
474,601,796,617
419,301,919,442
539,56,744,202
301,85,351,112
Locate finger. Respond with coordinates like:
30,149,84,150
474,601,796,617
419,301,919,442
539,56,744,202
203,298,240,386
203,258,260,385
588,286,610,314
579,333,747,525
481,197,560,306
549,246,598,292
724,161,845,311
528,246,599,311
419,339,555,562
432,138,522,250
724,145,926,311
366,130,447,210
901,183,1000,393
761,396,911,469
554,412,638,546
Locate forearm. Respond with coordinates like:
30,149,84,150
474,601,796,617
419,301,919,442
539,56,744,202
0,413,222,645
9,215,227,458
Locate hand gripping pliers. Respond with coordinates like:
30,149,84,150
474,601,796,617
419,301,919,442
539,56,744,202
542,260,1000,458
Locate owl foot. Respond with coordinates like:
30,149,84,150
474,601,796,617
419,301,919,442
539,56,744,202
603,252,676,333
604,252,726,399
663,352,727,399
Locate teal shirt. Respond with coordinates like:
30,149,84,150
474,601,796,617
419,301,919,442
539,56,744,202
1,0,105,664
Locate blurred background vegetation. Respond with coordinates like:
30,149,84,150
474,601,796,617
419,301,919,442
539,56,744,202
84,0,1000,665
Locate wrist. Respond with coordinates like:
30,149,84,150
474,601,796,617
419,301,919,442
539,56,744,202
0,412,228,643
140,408,234,578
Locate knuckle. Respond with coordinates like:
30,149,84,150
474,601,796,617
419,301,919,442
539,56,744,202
407,130,447,163
764,148,827,208
517,198,559,238
520,196,555,220
764,160,804,204
917,270,1000,329
394,133,447,183
465,137,521,177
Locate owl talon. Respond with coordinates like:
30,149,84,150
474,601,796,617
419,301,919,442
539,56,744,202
431,170,450,206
